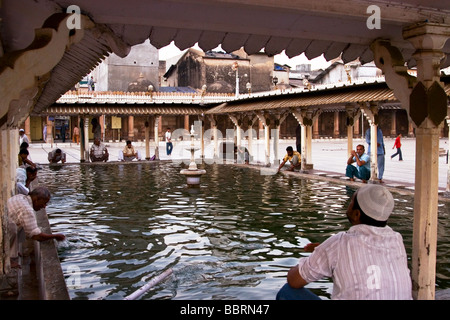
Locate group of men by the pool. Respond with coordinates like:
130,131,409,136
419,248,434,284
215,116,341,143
9,131,413,299
45,138,143,164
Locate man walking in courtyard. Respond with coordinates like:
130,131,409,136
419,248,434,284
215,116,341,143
391,134,403,161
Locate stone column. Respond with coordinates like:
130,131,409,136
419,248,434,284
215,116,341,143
184,115,190,132
236,123,242,147
46,117,54,147
145,119,150,160
83,117,90,161
264,124,270,166
256,113,271,166
345,104,360,158
154,116,160,160
99,115,105,142
272,125,280,166
333,111,340,138
128,116,134,141
447,118,450,194
300,124,307,171
313,116,320,139
208,115,219,160
408,121,415,137
79,117,85,162
360,102,379,183
369,122,379,183
403,23,449,300
354,116,360,137
0,126,19,278
390,110,397,137
247,119,254,162
25,117,31,143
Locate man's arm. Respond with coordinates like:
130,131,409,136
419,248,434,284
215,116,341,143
287,265,308,289
32,232,65,242
277,160,286,172
347,150,356,165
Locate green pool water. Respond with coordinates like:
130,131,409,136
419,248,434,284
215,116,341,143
39,162,450,300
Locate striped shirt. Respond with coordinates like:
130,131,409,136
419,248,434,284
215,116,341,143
7,194,41,238
298,224,412,300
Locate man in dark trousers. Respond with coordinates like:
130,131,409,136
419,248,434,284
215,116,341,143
295,124,301,153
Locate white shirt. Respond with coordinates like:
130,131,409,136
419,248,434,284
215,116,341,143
297,224,412,300
90,143,107,158
16,168,29,195
19,134,29,146
165,131,171,142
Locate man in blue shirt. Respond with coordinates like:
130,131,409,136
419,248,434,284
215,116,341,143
346,144,370,183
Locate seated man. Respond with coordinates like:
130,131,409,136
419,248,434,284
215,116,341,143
276,184,412,300
48,148,66,164
119,140,142,161
346,144,370,183
90,138,109,162
277,146,301,173
16,166,38,195
18,148,36,168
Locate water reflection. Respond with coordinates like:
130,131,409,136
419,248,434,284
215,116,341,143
39,163,450,300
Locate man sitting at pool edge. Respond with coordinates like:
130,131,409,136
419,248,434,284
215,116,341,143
276,184,412,300
119,140,142,161
90,138,109,162
277,146,301,173
346,144,370,183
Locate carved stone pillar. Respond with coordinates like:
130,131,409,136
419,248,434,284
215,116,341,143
345,104,361,158
372,22,450,300
128,116,134,141
333,111,340,138
390,110,397,137
154,115,160,160
145,119,150,160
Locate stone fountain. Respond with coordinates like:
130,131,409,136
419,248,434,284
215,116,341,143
180,125,206,187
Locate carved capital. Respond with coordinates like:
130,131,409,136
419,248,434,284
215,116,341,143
0,13,94,127
370,39,416,112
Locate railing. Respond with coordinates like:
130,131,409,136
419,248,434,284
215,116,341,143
57,91,235,105
56,77,387,105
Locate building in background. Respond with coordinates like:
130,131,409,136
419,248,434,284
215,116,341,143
163,48,276,94
91,39,159,92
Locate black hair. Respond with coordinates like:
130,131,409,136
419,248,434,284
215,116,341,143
55,148,62,153
26,166,38,174
353,192,387,227
286,146,294,152
126,140,131,145
19,149,29,155
20,142,29,149
29,186,51,200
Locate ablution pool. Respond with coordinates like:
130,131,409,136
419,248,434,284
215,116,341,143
39,162,450,300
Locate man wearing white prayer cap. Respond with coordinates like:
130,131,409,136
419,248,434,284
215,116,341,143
277,184,412,300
